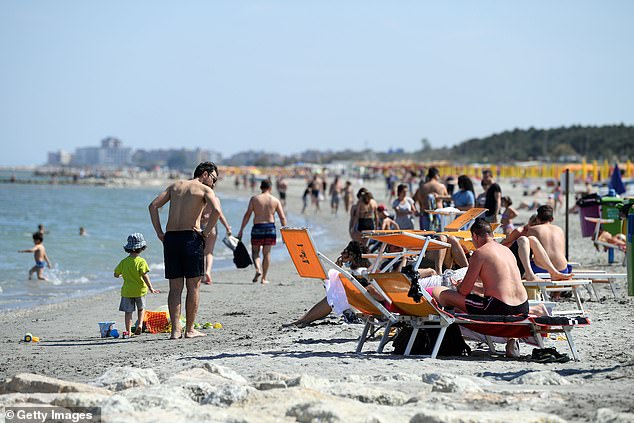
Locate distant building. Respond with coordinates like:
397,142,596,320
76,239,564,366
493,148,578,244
225,150,284,166
47,150,73,166
133,148,221,169
72,137,133,167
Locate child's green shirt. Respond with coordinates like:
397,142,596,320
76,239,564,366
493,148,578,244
115,256,150,298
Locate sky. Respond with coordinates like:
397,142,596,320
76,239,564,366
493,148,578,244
1,1,633,166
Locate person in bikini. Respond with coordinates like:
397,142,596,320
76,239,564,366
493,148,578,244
500,196,518,236
200,197,232,284
149,161,222,340
237,179,287,284
349,189,378,245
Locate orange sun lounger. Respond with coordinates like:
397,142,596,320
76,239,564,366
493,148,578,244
362,230,451,273
281,227,400,353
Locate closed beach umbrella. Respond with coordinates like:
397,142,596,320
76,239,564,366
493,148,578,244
609,163,626,195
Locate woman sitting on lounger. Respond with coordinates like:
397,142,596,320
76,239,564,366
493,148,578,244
283,241,371,328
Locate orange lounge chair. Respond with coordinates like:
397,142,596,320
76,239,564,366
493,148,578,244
362,230,451,273
280,227,400,352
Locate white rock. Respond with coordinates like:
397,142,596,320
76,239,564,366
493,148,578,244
510,371,570,386
106,385,197,414
421,373,486,393
201,384,254,407
201,363,248,384
0,392,110,408
286,374,331,390
596,408,634,423
410,410,567,423
286,401,344,423
2,373,111,395
92,367,159,391
326,383,408,406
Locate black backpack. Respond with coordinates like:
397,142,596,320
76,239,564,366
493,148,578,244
233,240,253,269
392,324,471,357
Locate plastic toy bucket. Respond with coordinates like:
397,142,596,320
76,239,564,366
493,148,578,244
98,321,116,338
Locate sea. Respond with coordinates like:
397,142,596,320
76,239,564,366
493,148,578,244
0,171,333,312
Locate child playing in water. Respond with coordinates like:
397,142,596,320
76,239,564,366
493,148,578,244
114,233,160,336
18,232,51,280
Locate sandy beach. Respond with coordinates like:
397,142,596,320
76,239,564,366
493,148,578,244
1,177,632,423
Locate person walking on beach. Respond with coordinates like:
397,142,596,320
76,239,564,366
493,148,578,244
329,175,342,216
114,233,160,337
149,161,222,340
237,179,287,284
276,176,288,209
18,232,51,280
342,180,354,213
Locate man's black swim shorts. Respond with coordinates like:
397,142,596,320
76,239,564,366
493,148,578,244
163,230,204,279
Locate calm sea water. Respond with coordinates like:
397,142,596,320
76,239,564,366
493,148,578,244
0,174,331,311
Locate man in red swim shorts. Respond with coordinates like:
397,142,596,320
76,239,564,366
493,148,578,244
238,179,287,284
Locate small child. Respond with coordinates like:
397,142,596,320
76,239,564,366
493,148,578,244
114,233,160,336
18,232,51,280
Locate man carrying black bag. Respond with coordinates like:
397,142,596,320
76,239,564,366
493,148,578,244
237,179,287,284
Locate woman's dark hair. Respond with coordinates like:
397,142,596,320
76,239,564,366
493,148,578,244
484,183,501,217
356,187,368,199
361,190,373,204
457,175,475,198
397,184,407,196
345,241,371,269
193,162,218,178
501,195,512,207
124,245,147,254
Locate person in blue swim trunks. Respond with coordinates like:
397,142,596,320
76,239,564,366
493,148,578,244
516,205,573,282
238,179,287,284
18,232,51,280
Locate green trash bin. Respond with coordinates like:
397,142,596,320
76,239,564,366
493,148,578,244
601,196,623,235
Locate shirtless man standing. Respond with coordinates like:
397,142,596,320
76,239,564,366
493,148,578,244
517,205,573,281
432,218,528,357
237,179,287,284
149,162,221,340
414,167,448,230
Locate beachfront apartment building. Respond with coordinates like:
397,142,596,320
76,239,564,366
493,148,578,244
71,137,133,167
47,150,73,166
47,138,221,169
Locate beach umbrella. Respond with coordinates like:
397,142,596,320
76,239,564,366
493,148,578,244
609,163,626,195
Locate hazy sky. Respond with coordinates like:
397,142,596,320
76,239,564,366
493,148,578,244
1,1,633,166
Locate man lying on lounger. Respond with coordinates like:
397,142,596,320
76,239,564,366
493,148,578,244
432,218,528,357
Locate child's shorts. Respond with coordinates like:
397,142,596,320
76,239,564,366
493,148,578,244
119,296,146,312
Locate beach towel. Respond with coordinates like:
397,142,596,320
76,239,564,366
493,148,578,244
222,235,240,251
233,240,253,269
324,269,351,315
